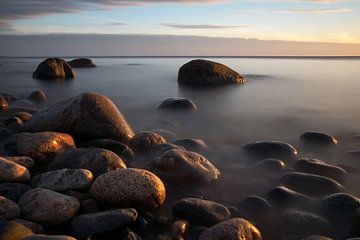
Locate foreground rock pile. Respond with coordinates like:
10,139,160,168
0,59,360,240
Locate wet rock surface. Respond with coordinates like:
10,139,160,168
68,58,96,68
156,97,197,111
0,157,31,182
23,93,134,142
33,58,75,80
27,90,48,104
178,59,246,86
243,141,298,162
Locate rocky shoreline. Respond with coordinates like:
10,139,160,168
0,59,360,240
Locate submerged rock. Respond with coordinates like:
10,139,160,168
294,158,346,183
0,157,31,183
172,197,231,227
320,193,360,219
19,188,80,226
32,168,94,192
27,90,47,104
279,172,345,197
49,148,126,177
173,138,207,152
24,93,134,142
68,58,96,68
199,218,262,240
9,132,75,163
178,59,245,86
156,97,197,111
266,186,312,209
0,195,21,220
71,208,137,237
149,149,220,185
243,141,298,162
300,132,338,147
33,58,75,80
90,168,166,210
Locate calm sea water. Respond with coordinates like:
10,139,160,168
1,57,360,148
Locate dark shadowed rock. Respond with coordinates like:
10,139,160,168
178,59,245,86
199,218,262,240
24,235,76,240
49,148,126,177
24,93,134,142
130,131,166,154
32,169,94,192
4,156,35,169
79,139,134,162
173,138,207,152
80,199,99,214
266,186,313,209
237,196,272,220
341,150,360,171
19,188,80,226
282,236,333,240
148,149,220,185
0,95,9,112
14,219,44,234
320,193,360,219
243,141,298,162
172,197,231,227
33,58,75,80
279,172,345,197
0,183,31,201
150,143,185,160
71,208,137,237
0,221,34,240
0,195,21,220
90,168,166,210
9,132,75,163
27,91,47,104
12,112,32,122
300,132,338,147
251,159,287,178
68,58,96,68
0,157,31,183
156,97,197,111
281,209,330,236
4,116,24,132
294,158,347,183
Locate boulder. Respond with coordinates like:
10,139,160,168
199,218,262,240
4,156,35,169
24,93,134,142
18,188,80,226
90,168,166,210
294,158,346,183
279,172,345,197
300,132,338,147
0,157,30,182
237,196,272,221
243,141,298,162
27,91,47,104
12,112,32,122
172,197,231,227
8,132,75,163
33,58,75,80
149,143,185,160
0,183,31,201
178,59,245,86
32,169,94,192
320,193,360,219
49,148,126,177
0,221,34,240
251,159,287,178
68,58,96,68
130,131,166,154
0,95,9,112
14,219,44,234
0,195,21,219
173,138,207,152
266,186,313,209
148,149,220,185
24,235,76,240
71,208,137,237
156,97,197,111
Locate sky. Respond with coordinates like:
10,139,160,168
0,0,360,56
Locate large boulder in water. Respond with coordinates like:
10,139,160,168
33,58,75,80
24,93,134,142
68,58,96,68
178,59,245,86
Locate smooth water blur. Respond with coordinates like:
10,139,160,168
1,57,360,149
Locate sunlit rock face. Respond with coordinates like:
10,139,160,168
148,149,220,185
0,95,8,112
199,218,262,240
178,59,245,86
23,93,134,143
0,157,31,183
90,168,166,210
33,58,75,80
